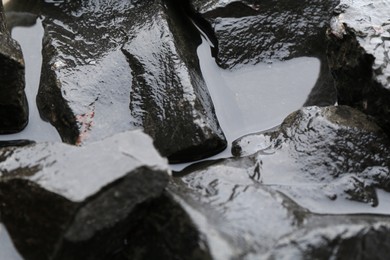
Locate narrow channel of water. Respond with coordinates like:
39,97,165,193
0,19,61,142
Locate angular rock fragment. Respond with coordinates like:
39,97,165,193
190,0,339,106
0,130,170,260
36,0,226,162
0,1,28,133
327,0,390,135
232,106,390,212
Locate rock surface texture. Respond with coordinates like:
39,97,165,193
0,1,28,133
1,0,390,259
190,0,339,106
328,0,390,135
0,131,172,260
33,0,226,162
172,106,390,258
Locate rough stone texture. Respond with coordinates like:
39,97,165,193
0,0,28,133
173,155,390,259
172,161,310,258
232,106,390,211
170,106,390,258
28,0,227,163
327,0,390,136
266,220,390,260
0,130,171,260
189,0,338,106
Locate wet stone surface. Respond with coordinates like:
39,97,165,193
0,130,172,260
171,106,390,258
327,0,390,136
232,106,390,212
1,0,390,259
190,0,339,106
13,0,227,162
0,1,28,133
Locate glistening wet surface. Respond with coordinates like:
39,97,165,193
170,39,320,171
0,19,61,142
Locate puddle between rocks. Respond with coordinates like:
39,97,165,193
0,18,61,142
170,38,320,171
0,224,23,260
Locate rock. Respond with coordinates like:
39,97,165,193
327,0,390,136
0,1,28,133
232,106,390,212
32,0,226,162
0,130,170,260
172,106,390,258
266,220,390,260
119,191,214,260
189,0,339,106
172,157,311,258
173,155,390,259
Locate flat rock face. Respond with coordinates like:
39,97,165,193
33,0,226,162
0,130,171,260
0,1,28,133
172,105,390,258
327,0,390,135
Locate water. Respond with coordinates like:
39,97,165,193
0,225,23,260
0,19,61,142
170,39,320,171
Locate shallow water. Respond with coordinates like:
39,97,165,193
0,225,22,260
0,19,61,142
170,39,320,171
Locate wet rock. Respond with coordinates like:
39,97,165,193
0,1,28,133
267,221,390,260
189,0,339,106
232,106,390,212
172,157,311,258
0,130,170,260
172,105,390,258
34,0,226,162
119,191,214,260
327,0,390,136
173,156,390,259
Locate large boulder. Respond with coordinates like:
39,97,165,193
0,130,172,260
22,0,228,163
0,1,28,133
327,0,390,136
189,0,340,106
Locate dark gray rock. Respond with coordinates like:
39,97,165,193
189,0,339,106
232,106,390,211
0,1,28,134
32,0,226,163
172,157,311,258
0,130,171,260
327,0,390,136
171,106,390,258
266,220,390,260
